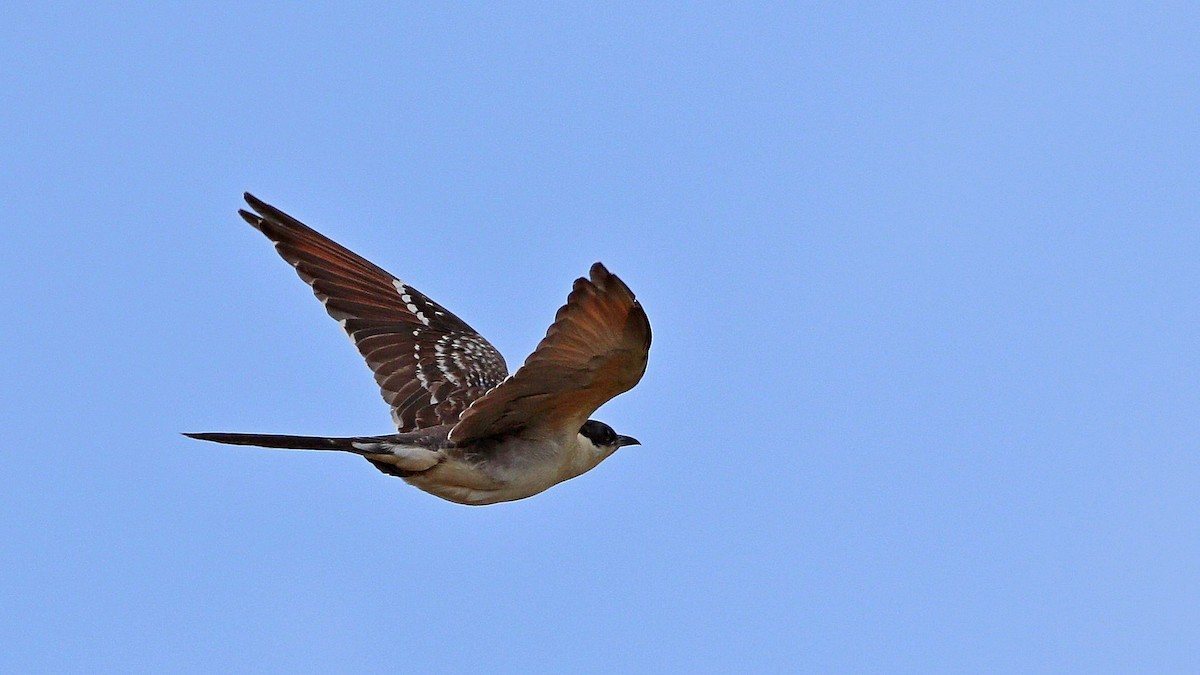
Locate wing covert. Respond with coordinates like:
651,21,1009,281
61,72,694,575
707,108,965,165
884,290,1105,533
449,262,650,444
239,193,508,431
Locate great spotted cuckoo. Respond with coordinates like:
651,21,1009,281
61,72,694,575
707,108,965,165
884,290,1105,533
185,194,651,505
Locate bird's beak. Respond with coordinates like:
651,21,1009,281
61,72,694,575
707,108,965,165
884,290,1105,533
616,435,641,447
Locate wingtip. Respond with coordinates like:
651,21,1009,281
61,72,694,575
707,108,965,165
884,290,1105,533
239,192,277,231
238,209,263,229
586,261,639,302
589,261,610,281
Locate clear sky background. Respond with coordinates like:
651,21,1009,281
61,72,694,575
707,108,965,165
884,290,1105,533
3,3,1197,672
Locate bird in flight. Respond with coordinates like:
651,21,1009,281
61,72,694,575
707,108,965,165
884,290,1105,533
186,194,651,505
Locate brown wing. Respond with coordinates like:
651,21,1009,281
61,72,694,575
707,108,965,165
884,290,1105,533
449,262,650,444
239,193,508,431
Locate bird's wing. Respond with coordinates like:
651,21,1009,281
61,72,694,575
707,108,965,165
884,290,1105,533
239,193,509,431
449,262,650,445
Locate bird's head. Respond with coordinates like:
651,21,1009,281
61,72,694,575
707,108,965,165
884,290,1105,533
579,419,640,456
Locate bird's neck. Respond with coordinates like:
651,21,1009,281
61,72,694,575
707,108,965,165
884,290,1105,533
562,433,617,480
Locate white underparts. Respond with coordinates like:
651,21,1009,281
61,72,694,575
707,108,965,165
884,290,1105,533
351,441,442,472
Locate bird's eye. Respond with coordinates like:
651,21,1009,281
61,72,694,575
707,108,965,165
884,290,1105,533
581,420,617,446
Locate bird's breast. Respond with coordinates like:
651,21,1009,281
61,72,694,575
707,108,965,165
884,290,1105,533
402,437,579,505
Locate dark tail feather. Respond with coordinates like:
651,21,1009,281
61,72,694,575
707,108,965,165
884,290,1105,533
182,432,385,453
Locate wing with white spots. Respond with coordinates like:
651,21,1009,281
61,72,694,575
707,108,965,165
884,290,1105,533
238,193,509,431
450,263,650,445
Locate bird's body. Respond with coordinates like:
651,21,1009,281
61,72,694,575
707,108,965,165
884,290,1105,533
398,429,615,505
189,427,613,504
186,194,650,505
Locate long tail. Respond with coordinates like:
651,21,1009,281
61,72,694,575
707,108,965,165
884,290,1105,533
182,432,391,454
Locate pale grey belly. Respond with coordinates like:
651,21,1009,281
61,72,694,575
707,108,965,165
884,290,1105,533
403,442,567,505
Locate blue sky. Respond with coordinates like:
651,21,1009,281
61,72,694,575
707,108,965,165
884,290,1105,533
3,2,1198,672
